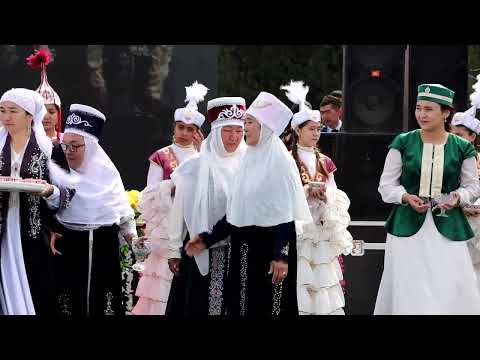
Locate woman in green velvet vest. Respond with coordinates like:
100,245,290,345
374,83,480,315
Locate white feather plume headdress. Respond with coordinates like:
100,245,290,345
280,80,310,111
280,80,320,128
452,75,480,134
468,74,480,112
185,81,209,110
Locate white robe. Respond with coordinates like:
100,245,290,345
0,144,60,315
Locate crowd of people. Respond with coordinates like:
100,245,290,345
1,48,480,316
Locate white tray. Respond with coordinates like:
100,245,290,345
0,181,46,193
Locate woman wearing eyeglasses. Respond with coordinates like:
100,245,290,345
51,104,137,316
0,88,75,316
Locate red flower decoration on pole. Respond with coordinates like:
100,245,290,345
26,48,53,69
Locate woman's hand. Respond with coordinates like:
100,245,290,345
184,234,206,257
125,233,136,244
131,236,151,260
132,235,149,248
31,180,54,198
168,258,181,276
463,207,480,217
193,129,204,152
50,232,63,256
437,192,460,211
309,187,327,202
269,260,288,285
402,193,430,213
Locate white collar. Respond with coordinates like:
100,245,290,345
327,119,342,131
297,144,315,153
173,142,195,149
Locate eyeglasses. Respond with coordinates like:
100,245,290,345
60,143,85,153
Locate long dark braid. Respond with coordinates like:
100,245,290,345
291,131,303,176
280,124,295,150
314,147,328,178
289,122,316,185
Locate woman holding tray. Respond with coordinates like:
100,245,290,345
0,88,75,315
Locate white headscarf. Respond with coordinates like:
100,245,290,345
226,122,312,228
170,125,247,275
0,88,73,187
56,124,134,231
190,126,247,235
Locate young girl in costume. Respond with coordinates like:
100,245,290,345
282,81,353,315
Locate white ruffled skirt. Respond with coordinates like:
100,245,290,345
132,180,174,316
297,189,353,315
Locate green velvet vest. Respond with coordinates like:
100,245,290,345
385,130,477,241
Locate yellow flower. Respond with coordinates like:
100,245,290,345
126,190,141,209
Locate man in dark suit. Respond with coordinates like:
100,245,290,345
320,93,343,133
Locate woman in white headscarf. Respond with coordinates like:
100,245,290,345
132,81,207,316
52,104,137,316
165,97,247,316
186,92,312,316
0,88,75,316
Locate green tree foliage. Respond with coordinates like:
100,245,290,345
469,45,480,92
218,45,343,109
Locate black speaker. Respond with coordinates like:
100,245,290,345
317,132,338,163
319,132,395,314
407,46,468,130
343,45,406,133
328,132,396,221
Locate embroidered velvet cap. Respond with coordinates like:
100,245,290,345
417,84,455,108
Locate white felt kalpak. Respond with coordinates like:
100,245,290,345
245,91,292,136
228,94,312,228
174,81,208,128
